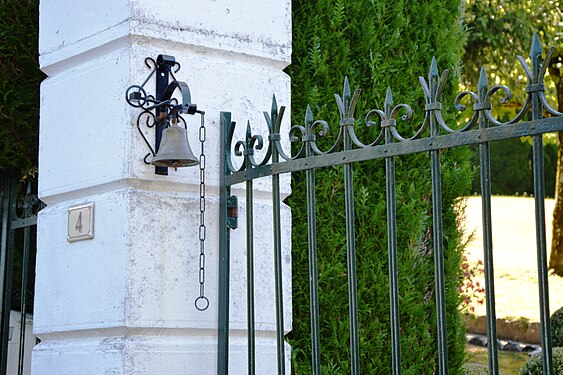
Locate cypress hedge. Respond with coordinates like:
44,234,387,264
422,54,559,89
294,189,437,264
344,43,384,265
286,1,472,373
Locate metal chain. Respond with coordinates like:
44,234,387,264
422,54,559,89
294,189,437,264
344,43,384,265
195,111,209,311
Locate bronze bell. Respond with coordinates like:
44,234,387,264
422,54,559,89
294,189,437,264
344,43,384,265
151,124,199,169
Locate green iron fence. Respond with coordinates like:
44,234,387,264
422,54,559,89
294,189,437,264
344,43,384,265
0,173,42,375
218,34,563,374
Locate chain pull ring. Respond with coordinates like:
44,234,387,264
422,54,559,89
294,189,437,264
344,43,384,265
194,111,209,311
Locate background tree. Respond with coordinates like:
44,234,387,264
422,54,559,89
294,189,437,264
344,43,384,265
0,0,43,176
287,0,471,373
462,0,563,274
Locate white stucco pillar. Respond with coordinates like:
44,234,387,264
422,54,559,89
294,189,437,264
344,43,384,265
34,1,291,374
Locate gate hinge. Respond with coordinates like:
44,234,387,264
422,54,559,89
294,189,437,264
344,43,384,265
226,195,238,229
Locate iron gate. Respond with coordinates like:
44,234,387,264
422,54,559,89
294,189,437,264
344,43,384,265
0,173,42,375
217,34,563,374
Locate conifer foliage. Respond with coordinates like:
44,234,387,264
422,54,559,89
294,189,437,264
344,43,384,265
0,0,43,174
287,1,472,373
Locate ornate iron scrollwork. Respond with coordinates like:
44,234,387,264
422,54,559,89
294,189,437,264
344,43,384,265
225,33,561,173
125,55,198,170
11,181,42,222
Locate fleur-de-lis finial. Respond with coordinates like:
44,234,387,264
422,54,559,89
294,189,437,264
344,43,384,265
530,33,543,61
384,86,394,115
477,66,488,96
271,94,278,125
305,105,314,132
343,76,351,107
516,32,552,85
246,120,252,144
335,77,361,121
263,94,283,134
419,57,448,106
243,119,258,161
429,57,439,80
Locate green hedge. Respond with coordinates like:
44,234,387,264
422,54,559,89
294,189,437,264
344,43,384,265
470,138,557,198
287,0,471,374
520,347,563,374
552,305,563,347
0,0,43,173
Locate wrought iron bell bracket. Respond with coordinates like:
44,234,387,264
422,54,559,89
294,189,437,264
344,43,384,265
125,54,200,175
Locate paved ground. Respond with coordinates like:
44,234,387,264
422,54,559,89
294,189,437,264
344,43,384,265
464,196,563,322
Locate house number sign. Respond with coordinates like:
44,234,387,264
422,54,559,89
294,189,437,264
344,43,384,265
67,203,94,242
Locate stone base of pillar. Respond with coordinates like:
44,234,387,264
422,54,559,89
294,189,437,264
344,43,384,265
32,332,290,374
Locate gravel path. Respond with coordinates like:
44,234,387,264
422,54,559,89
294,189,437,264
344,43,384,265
464,196,563,322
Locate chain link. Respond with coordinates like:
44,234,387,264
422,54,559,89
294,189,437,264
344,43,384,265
195,111,209,311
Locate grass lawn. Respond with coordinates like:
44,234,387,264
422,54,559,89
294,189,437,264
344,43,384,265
462,196,563,373
465,344,529,374
464,196,563,322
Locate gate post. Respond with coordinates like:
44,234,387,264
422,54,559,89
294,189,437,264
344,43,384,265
34,1,291,374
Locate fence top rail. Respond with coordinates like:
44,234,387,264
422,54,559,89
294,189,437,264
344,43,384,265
225,116,563,186
223,33,562,186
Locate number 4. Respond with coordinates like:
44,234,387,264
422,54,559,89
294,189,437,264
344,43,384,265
75,212,83,233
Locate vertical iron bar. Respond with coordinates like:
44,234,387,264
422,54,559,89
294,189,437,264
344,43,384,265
218,112,232,375
477,69,499,375
430,142,447,375
0,177,7,375
384,125,401,374
530,35,553,374
305,108,321,375
154,59,170,176
428,61,448,375
0,176,15,375
18,226,30,375
532,133,552,373
480,138,500,374
343,126,360,374
246,177,256,375
272,146,286,374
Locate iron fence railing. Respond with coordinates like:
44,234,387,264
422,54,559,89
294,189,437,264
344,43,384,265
0,174,42,375
218,33,563,374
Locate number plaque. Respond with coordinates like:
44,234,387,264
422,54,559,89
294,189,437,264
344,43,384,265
67,203,94,242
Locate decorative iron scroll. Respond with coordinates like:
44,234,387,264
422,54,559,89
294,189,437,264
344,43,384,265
10,180,44,229
12,182,41,220
125,56,196,165
225,34,562,174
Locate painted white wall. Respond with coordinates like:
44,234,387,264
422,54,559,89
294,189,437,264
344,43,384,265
7,311,35,374
35,1,292,373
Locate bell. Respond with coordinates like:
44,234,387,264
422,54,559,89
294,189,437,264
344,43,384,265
151,124,199,169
